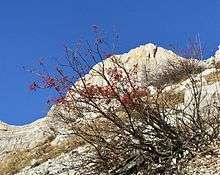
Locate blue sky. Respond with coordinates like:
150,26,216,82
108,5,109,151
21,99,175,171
0,0,220,125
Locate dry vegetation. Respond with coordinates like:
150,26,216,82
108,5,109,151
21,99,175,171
0,137,85,175
152,59,204,88
183,141,220,174
154,90,185,107
205,70,220,84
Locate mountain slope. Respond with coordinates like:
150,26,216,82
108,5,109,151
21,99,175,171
0,43,219,175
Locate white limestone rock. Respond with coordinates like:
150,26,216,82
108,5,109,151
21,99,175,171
206,45,220,67
184,81,220,111
16,145,94,175
1,43,220,174
0,107,69,161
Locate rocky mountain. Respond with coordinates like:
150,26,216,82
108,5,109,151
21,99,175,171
0,43,219,175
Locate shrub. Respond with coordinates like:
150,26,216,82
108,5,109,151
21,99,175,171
27,29,219,174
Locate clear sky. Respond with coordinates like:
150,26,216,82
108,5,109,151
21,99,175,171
1,0,220,125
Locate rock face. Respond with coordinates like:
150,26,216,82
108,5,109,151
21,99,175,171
0,106,69,161
16,145,94,175
184,82,220,110
0,43,220,175
205,45,220,67
80,43,189,87
0,117,51,160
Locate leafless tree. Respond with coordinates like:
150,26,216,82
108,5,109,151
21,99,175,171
28,29,220,174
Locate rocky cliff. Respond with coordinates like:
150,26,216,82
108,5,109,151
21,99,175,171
0,43,219,175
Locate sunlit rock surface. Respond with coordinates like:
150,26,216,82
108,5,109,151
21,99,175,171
0,43,219,174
